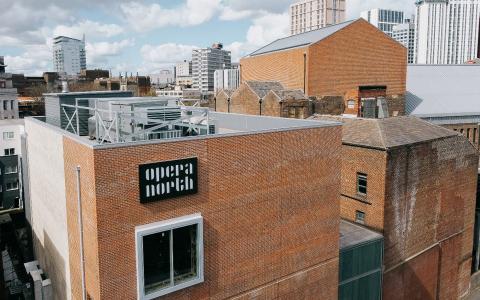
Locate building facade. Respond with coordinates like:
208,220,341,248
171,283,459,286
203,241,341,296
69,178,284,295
0,119,24,210
0,59,19,120
312,115,479,299
192,43,231,94
24,104,342,300
215,81,312,119
392,20,416,64
360,9,405,36
241,19,407,117
415,0,480,64
290,0,346,35
53,36,87,75
175,60,193,87
213,68,240,93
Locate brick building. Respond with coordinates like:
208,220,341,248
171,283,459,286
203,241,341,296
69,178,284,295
312,115,479,299
241,19,407,117
24,99,343,300
215,81,311,118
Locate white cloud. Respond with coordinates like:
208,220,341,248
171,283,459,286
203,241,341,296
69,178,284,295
139,43,199,74
86,39,135,65
226,12,290,61
221,0,293,14
5,46,52,76
120,0,221,32
53,21,124,40
219,7,256,21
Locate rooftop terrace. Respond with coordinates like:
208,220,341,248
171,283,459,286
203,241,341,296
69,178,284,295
33,96,340,149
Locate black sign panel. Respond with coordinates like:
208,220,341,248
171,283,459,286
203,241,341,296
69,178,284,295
139,157,198,203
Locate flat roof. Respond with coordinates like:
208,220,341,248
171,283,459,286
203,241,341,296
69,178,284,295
28,110,340,150
406,65,480,119
340,220,383,250
44,90,133,97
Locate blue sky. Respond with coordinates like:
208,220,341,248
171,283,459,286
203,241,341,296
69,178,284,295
0,0,414,75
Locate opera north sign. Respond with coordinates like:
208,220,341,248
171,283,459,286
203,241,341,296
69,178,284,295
139,157,198,203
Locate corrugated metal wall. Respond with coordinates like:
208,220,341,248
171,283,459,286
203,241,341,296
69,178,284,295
339,239,383,300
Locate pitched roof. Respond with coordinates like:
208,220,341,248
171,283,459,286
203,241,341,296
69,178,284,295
245,81,284,98
406,65,480,118
309,115,458,149
248,19,357,57
271,89,307,102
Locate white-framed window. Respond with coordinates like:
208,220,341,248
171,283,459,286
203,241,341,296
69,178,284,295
3,132,14,140
6,182,18,191
347,100,355,109
4,148,15,156
357,173,368,195
5,166,17,174
355,211,365,224
136,214,204,300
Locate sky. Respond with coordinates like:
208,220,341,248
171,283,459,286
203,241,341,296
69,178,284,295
0,0,415,76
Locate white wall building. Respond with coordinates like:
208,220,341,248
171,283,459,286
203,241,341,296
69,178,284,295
150,70,175,86
175,60,192,77
415,0,480,64
53,36,86,75
175,60,193,87
0,89,18,120
290,0,346,35
0,119,23,158
393,21,416,64
360,9,405,36
214,69,240,93
192,43,231,94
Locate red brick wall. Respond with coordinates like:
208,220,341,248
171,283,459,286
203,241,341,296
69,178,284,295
63,126,343,299
383,246,440,300
383,135,479,298
241,47,307,93
240,19,406,101
63,138,101,299
340,145,387,231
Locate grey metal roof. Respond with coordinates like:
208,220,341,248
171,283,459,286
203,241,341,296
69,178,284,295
340,220,383,250
310,115,458,149
406,65,480,120
246,81,284,98
249,19,357,57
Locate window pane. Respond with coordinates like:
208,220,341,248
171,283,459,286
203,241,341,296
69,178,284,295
143,231,171,294
173,225,198,284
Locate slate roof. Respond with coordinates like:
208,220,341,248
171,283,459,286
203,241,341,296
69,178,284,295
340,220,383,250
310,115,458,149
406,65,480,118
246,81,284,98
248,19,357,57
271,89,307,101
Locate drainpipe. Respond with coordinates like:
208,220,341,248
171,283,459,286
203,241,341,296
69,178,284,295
259,98,263,116
76,166,87,300
303,53,307,95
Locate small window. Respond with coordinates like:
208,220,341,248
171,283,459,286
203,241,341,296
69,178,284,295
355,211,365,224
6,182,18,191
5,166,17,174
136,214,204,299
4,148,15,156
347,100,355,109
3,132,14,140
357,173,368,195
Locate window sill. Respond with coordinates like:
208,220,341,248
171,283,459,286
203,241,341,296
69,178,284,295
341,193,371,205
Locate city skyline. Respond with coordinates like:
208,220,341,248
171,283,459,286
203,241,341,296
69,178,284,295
0,0,415,76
